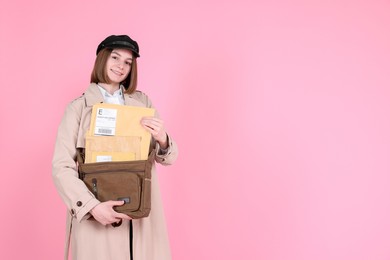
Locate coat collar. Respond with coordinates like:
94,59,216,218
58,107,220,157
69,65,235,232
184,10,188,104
84,83,104,107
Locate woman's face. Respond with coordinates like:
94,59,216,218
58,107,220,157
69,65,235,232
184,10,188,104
106,48,133,85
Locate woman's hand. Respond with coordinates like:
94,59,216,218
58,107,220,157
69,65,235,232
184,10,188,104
141,117,168,149
90,200,131,226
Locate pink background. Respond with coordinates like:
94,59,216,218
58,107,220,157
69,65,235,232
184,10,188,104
1,0,390,259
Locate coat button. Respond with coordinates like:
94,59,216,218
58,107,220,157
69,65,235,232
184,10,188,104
111,219,122,228
76,201,82,207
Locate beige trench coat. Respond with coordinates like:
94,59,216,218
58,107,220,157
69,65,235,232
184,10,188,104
52,83,178,260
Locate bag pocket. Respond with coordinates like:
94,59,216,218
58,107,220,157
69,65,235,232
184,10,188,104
83,172,141,212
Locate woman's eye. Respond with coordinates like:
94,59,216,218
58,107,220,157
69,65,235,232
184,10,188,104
125,61,132,65
112,56,118,60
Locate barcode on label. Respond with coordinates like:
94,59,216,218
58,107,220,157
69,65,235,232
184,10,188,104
98,128,112,134
95,128,114,135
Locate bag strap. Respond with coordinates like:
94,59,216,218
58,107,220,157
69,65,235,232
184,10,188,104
76,148,85,165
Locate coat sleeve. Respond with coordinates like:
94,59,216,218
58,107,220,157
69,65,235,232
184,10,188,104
134,91,179,166
154,133,178,166
52,100,100,222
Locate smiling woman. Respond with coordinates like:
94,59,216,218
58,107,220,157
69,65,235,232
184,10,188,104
102,49,133,88
52,35,178,260
91,36,138,96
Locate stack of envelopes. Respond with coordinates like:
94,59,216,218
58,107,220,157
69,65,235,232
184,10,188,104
85,103,155,163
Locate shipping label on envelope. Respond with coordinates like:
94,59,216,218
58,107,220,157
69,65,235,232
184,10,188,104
94,107,118,136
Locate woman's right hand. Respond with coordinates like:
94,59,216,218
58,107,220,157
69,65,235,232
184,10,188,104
90,200,132,225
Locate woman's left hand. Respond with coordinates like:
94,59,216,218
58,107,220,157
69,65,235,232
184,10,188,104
141,117,168,149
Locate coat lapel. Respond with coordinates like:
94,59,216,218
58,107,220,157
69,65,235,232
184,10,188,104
84,83,104,107
124,92,147,107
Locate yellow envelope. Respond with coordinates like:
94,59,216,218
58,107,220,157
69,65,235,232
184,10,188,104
85,103,155,163
85,135,141,163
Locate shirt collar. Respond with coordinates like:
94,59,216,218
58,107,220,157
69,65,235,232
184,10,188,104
97,84,123,98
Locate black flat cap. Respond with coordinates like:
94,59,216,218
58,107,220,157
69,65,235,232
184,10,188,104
96,35,140,57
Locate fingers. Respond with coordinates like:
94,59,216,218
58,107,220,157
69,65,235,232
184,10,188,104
143,124,162,136
115,213,132,220
141,117,167,143
141,117,163,130
106,211,131,224
110,201,132,220
108,200,126,206
91,201,132,225
141,116,163,123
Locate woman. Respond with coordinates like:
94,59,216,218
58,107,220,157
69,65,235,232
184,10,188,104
52,35,178,260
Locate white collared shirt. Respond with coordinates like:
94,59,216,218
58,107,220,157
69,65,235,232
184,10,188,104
97,85,125,105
